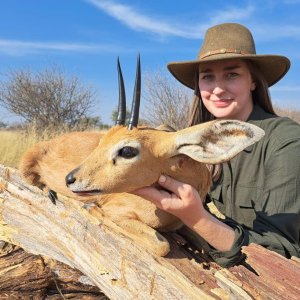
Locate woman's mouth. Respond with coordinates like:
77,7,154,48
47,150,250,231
213,98,233,107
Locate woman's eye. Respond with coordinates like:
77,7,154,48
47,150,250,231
118,146,139,159
227,72,239,79
201,74,213,81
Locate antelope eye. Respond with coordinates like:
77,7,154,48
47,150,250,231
118,146,139,159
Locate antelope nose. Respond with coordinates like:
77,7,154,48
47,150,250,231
65,168,79,186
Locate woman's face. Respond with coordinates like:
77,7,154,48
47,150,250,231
198,59,256,121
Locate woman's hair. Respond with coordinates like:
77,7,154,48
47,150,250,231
187,59,276,127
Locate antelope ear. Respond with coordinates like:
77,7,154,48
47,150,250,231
171,120,265,164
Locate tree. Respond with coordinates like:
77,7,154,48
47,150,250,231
111,106,131,124
142,70,192,130
111,106,150,127
0,66,96,131
77,116,103,129
0,121,7,129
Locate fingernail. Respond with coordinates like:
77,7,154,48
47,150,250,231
159,175,166,183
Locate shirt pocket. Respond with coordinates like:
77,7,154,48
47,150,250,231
234,186,258,229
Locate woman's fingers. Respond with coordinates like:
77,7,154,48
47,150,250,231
133,176,188,211
158,175,183,195
158,175,194,200
132,186,170,209
133,175,204,220
133,186,159,200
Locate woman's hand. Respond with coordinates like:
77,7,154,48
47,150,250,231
133,175,205,226
133,174,236,252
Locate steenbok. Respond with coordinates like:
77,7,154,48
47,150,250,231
20,56,264,256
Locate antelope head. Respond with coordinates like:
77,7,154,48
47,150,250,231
65,56,265,197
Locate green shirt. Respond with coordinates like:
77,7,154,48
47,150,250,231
208,105,300,267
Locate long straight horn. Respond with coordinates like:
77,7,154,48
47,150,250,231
116,57,126,125
128,54,141,130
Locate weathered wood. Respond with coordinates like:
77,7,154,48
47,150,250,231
0,242,107,299
238,244,300,299
1,164,299,300
213,244,300,300
0,164,219,299
0,243,50,299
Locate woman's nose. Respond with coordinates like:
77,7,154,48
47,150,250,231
212,80,226,95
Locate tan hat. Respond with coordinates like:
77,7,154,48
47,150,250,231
167,23,290,89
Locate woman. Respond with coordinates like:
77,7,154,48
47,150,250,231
134,23,300,267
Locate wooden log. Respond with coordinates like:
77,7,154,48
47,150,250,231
0,242,108,299
1,164,299,300
214,244,300,300
238,244,300,299
0,164,221,299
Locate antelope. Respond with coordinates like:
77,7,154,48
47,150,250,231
19,56,265,256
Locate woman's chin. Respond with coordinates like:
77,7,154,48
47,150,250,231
210,108,234,119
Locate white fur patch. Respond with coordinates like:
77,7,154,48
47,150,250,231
68,179,90,191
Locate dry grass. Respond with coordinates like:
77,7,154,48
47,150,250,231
0,126,71,168
274,105,300,124
0,105,299,170
0,126,107,169
0,130,40,168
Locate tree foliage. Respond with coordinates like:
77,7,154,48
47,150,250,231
0,121,7,128
142,70,192,130
0,66,96,131
111,106,150,126
110,106,131,124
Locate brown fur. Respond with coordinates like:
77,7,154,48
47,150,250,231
19,120,264,256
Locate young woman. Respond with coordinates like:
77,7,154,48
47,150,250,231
134,23,300,267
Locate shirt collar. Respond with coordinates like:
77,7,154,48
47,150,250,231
247,104,275,124
243,105,274,153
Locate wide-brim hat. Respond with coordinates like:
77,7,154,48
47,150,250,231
167,23,290,89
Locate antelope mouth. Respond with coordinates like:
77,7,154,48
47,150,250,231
71,189,102,196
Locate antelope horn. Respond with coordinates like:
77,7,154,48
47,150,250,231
116,57,126,125
128,54,141,130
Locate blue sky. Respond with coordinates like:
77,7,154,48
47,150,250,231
0,0,300,125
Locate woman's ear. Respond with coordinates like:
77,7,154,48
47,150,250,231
251,81,256,91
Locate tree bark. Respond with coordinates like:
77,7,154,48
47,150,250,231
0,243,107,299
0,164,299,300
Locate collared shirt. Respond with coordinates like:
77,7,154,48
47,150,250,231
207,105,300,267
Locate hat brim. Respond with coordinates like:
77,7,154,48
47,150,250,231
167,54,290,89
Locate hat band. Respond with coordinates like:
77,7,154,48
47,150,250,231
200,48,252,59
